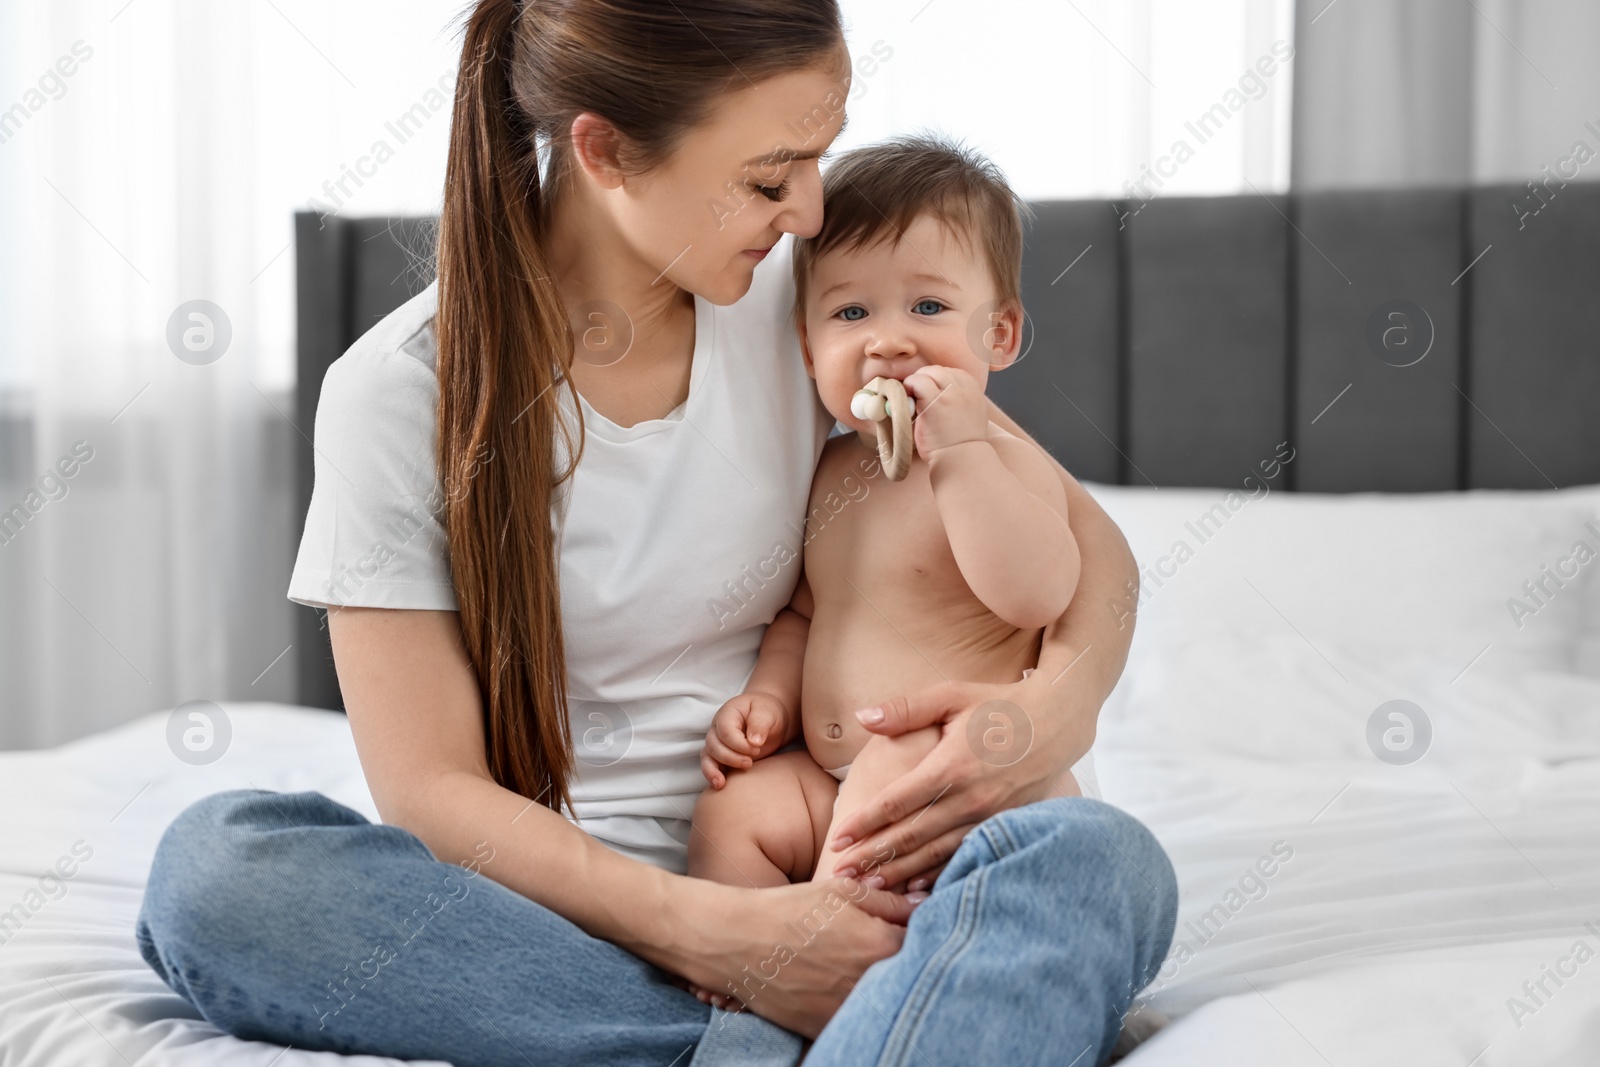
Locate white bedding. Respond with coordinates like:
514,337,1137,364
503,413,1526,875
1095,482,1600,1065
0,704,444,1067
3,484,1599,1066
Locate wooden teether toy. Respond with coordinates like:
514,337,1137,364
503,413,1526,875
850,376,917,481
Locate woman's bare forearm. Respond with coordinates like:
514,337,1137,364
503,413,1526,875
1032,476,1136,695
332,606,711,980
981,400,1139,759
331,608,917,1038
394,767,710,974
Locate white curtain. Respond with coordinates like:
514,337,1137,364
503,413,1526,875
0,0,464,748
0,0,1294,749
1291,0,1600,189
837,0,1296,199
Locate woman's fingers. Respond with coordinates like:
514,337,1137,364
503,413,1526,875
854,681,974,738
829,750,962,861
861,827,969,890
825,878,927,926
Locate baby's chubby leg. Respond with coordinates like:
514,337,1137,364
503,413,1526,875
814,730,1084,887
814,726,944,885
688,751,839,887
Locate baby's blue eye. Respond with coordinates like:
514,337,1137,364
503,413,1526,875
838,306,867,322
913,299,945,315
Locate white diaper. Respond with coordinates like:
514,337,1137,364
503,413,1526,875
824,762,852,782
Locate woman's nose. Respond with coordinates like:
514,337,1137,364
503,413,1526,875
773,164,825,239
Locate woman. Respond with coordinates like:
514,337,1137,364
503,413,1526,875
136,1,1176,1064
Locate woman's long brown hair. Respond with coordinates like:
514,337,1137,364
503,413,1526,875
434,0,844,812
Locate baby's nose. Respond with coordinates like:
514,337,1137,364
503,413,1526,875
864,331,915,360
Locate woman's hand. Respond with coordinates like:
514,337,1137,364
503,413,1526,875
824,671,1097,891
665,876,922,1038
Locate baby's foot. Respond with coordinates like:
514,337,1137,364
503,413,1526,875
684,981,745,1012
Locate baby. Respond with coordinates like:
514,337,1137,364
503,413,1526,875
688,135,1083,896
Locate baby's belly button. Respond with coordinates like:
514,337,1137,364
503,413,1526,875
807,716,866,764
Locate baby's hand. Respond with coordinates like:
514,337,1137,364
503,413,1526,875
901,365,989,459
701,692,789,788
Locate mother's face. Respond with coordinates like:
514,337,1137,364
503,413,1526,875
608,51,851,305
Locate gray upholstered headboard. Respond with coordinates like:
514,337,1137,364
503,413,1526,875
290,187,1600,708
999,186,1600,493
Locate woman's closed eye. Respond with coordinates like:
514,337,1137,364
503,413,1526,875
753,179,791,202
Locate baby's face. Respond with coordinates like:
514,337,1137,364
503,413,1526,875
798,213,1022,434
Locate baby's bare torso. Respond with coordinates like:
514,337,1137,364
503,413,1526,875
800,431,1042,772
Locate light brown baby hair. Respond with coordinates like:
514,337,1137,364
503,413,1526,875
792,133,1030,317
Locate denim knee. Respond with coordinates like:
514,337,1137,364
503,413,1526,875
136,790,366,996
975,797,1178,984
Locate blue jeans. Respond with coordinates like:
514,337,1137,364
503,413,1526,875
136,790,1176,1066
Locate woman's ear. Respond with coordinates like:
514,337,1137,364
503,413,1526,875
984,299,1025,369
568,112,629,190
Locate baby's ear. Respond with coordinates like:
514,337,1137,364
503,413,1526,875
795,314,817,380
984,299,1025,370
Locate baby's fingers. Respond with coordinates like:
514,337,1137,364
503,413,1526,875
700,751,726,788
704,732,753,772
713,713,756,759
746,705,784,752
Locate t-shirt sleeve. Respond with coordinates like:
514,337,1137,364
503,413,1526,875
286,340,459,611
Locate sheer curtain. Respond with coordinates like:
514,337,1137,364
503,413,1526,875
0,0,464,748
836,0,1295,199
0,0,1294,749
1291,0,1600,189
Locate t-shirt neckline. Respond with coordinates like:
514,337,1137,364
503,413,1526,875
571,292,714,443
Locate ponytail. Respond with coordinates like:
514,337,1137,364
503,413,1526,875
436,0,581,813
433,0,843,814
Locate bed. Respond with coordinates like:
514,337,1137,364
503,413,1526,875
5,186,1600,1064
5,482,1598,1065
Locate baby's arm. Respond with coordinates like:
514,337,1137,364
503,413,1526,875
698,573,811,787
927,426,1080,629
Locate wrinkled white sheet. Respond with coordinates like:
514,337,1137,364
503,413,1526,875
0,703,446,1067
1090,483,1600,1065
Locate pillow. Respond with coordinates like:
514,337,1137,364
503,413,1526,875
1085,482,1600,677
1083,482,1600,760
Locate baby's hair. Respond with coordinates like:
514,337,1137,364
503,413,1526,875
792,132,1032,316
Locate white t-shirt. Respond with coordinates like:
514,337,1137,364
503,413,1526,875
288,235,1098,873
290,236,833,872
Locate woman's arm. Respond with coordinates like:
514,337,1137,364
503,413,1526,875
822,398,1139,888
327,604,916,1037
